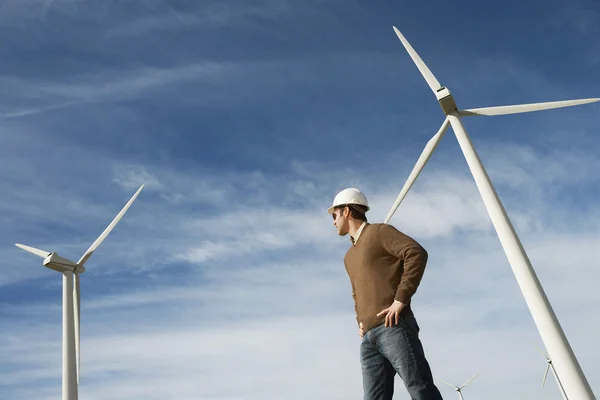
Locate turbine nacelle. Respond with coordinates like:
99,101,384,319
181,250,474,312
435,86,458,115
42,253,78,273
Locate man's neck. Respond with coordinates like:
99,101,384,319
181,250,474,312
348,219,365,240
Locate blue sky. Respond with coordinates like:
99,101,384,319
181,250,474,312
1,0,599,399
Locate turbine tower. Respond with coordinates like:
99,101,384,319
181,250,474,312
439,372,479,400
15,185,144,400
384,26,598,400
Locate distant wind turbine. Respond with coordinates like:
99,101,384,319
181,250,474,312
383,25,598,400
15,185,144,400
538,346,568,400
439,372,479,400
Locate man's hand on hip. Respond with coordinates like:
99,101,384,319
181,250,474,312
376,301,406,327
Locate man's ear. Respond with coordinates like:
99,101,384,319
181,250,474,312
343,206,350,219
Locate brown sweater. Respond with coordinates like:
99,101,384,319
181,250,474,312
344,223,429,332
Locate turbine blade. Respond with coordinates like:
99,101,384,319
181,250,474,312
15,244,51,259
384,118,450,223
73,271,81,384
549,364,568,400
542,364,550,389
458,98,600,116
77,185,144,266
460,372,479,389
439,379,457,388
392,26,442,93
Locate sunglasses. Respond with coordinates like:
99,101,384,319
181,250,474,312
332,208,345,220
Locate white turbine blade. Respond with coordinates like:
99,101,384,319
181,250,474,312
392,26,442,93
384,118,450,223
460,372,479,389
15,244,51,258
77,185,144,266
73,271,81,384
542,364,550,389
439,379,457,388
458,98,600,116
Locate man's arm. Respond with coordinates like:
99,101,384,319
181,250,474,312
351,281,360,325
377,224,429,305
344,259,360,325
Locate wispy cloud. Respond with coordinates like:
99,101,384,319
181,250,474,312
40,64,225,101
104,0,338,37
0,100,81,119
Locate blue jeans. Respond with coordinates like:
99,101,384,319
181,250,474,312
360,316,443,400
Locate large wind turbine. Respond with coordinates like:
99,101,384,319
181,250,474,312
439,372,479,400
384,26,598,400
15,185,144,400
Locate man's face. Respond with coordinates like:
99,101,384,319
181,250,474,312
332,206,349,236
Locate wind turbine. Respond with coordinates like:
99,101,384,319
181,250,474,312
15,185,144,400
439,372,479,400
384,26,598,400
539,346,568,400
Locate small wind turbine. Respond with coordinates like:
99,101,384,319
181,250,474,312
15,185,144,400
439,372,479,400
383,26,598,400
539,346,568,400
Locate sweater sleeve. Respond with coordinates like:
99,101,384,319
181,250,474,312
377,224,429,305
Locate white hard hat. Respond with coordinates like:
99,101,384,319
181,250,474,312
327,188,370,214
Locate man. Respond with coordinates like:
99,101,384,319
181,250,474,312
328,188,443,400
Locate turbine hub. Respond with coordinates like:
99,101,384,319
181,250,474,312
435,86,458,115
